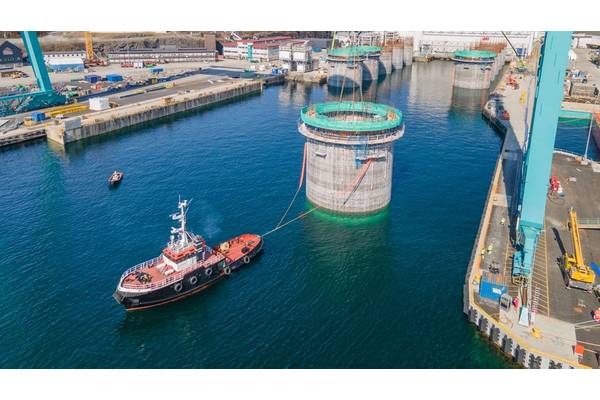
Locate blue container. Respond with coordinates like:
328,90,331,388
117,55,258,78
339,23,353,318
31,111,46,122
479,279,507,302
105,74,123,82
84,74,100,83
151,67,164,74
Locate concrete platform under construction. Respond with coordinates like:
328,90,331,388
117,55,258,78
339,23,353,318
298,101,404,215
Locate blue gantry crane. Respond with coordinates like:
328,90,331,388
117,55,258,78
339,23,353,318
0,31,66,117
512,32,572,288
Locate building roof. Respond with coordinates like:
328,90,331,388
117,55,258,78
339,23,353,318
253,43,280,49
108,48,213,54
47,57,85,65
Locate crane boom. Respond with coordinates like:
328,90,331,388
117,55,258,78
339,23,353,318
512,32,572,280
84,31,94,62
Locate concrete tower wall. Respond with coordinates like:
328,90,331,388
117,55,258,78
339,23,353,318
452,63,493,89
379,52,393,75
403,45,413,66
327,62,362,88
362,58,379,81
392,46,404,70
305,140,394,214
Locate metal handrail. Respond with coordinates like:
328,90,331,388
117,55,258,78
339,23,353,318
119,254,224,291
119,256,162,280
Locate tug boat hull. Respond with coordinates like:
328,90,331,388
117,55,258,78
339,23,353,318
114,234,263,311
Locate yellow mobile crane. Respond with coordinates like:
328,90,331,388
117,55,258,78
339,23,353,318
562,207,596,291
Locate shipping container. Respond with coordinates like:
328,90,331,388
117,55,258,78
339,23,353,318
479,279,507,302
30,111,46,122
84,74,100,83
105,74,124,82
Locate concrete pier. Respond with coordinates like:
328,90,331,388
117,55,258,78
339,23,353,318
46,80,262,145
464,70,600,368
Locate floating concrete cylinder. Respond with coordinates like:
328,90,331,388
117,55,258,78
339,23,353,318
298,102,405,214
327,46,382,88
327,62,362,88
362,57,379,81
451,50,496,90
392,46,404,70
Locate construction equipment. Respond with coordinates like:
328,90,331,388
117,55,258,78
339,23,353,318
511,32,572,326
84,32,94,63
562,208,596,291
512,32,572,282
83,32,106,66
44,103,89,118
0,32,66,117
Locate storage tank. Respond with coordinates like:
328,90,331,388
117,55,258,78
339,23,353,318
298,101,405,214
451,50,496,89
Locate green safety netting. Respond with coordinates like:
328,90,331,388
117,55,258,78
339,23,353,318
453,50,497,59
328,46,382,58
300,101,403,132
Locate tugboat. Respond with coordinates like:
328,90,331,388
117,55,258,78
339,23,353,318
113,198,263,310
108,171,124,186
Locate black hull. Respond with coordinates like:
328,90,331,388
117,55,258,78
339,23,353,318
113,238,262,311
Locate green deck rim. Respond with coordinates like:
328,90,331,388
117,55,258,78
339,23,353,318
300,101,403,132
328,46,382,58
453,50,497,59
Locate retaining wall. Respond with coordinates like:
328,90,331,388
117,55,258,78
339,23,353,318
47,81,262,145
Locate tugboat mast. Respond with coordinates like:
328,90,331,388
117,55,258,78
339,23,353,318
169,198,192,249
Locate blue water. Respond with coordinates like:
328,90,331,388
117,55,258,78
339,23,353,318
0,61,561,368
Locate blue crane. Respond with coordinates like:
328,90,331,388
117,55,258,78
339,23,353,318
0,31,66,117
512,32,572,283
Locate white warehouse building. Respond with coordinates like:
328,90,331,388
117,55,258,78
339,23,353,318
410,31,537,57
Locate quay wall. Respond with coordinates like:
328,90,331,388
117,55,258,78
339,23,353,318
47,81,262,145
463,82,589,369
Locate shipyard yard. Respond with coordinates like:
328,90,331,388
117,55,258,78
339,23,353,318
1,27,600,373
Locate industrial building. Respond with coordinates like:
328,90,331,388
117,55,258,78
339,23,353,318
298,101,404,214
43,50,87,63
222,36,292,61
279,41,313,72
0,41,23,67
47,57,85,72
106,48,216,64
413,31,535,57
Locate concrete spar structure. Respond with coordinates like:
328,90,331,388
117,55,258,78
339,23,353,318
451,50,497,89
298,101,404,214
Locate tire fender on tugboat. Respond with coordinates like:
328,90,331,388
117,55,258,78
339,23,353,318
174,282,183,292
189,276,198,285
205,267,212,277
223,266,231,275
243,255,250,264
